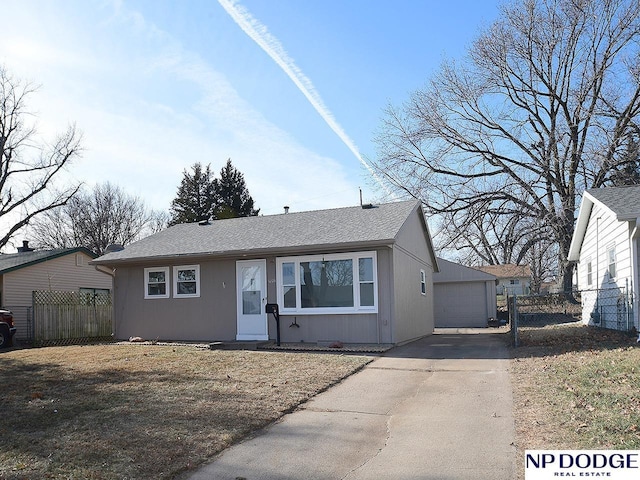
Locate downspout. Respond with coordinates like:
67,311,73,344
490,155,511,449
629,219,640,330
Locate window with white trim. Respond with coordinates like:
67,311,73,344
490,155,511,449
420,269,426,295
607,245,616,280
282,261,297,308
276,252,377,314
586,260,593,286
145,267,170,299
173,265,200,298
359,257,375,306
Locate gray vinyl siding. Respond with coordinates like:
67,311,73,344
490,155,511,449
113,259,238,342
391,209,435,343
1,252,112,340
113,248,397,344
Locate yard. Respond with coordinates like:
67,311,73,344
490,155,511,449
0,344,371,480
3,324,640,480
511,322,640,479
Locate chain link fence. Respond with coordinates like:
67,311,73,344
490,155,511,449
510,287,635,347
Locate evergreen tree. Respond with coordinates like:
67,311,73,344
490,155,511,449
608,134,640,186
213,159,260,219
168,163,217,225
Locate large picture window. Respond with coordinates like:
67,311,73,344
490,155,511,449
277,252,377,314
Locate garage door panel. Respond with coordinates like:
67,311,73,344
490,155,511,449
434,282,488,328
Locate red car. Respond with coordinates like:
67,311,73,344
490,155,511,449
0,309,16,348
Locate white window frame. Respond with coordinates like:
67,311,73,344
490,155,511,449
420,269,427,295
586,259,593,286
607,245,616,281
276,251,378,314
144,267,170,299
173,265,200,298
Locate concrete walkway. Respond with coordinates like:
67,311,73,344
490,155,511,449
184,329,516,480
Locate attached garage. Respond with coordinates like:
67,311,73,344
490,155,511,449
433,258,497,328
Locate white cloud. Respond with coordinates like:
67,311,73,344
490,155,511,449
0,0,362,228
217,0,393,198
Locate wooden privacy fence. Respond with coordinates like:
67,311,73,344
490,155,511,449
32,290,113,345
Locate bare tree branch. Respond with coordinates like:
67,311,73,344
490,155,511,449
0,66,82,249
373,0,640,291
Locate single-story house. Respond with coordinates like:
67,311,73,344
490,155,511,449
0,243,114,340
433,258,497,328
568,185,640,331
92,200,439,345
477,264,532,296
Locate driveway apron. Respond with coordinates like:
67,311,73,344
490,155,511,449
184,329,516,480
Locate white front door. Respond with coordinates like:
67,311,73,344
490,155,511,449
236,259,268,341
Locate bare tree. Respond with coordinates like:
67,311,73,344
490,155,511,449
30,182,163,255
373,0,640,292
0,66,82,249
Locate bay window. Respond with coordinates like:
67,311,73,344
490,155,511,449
277,252,377,313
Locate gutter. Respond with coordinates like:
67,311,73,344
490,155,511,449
89,240,397,268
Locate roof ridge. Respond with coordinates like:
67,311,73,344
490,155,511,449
175,199,419,226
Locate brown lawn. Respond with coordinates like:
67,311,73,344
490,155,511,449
0,344,371,480
511,322,640,479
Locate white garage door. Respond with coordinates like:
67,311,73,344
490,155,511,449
434,282,488,328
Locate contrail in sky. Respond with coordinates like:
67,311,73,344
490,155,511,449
217,0,393,197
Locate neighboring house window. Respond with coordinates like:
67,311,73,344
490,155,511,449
145,267,170,299
607,246,616,280
420,269,427,295
510,279,520,285
80,288,111,305
173,265,200,298
586,260,593,286
276,252,377,313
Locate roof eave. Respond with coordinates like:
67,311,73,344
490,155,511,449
0,247,97,275
90,240,397,267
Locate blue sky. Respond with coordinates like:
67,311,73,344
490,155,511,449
0,0,501,220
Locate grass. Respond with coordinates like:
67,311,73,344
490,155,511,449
511,322,640,479
0,344,371,480
5,324,639,480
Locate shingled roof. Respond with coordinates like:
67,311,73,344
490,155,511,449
93,200,430,265
476,263,531,279
569,185,640,261
0,247,96,275
584,185,640,220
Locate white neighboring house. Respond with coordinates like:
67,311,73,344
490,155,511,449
568,185,640,331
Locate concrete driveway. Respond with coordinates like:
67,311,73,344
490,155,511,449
184,329,516,480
